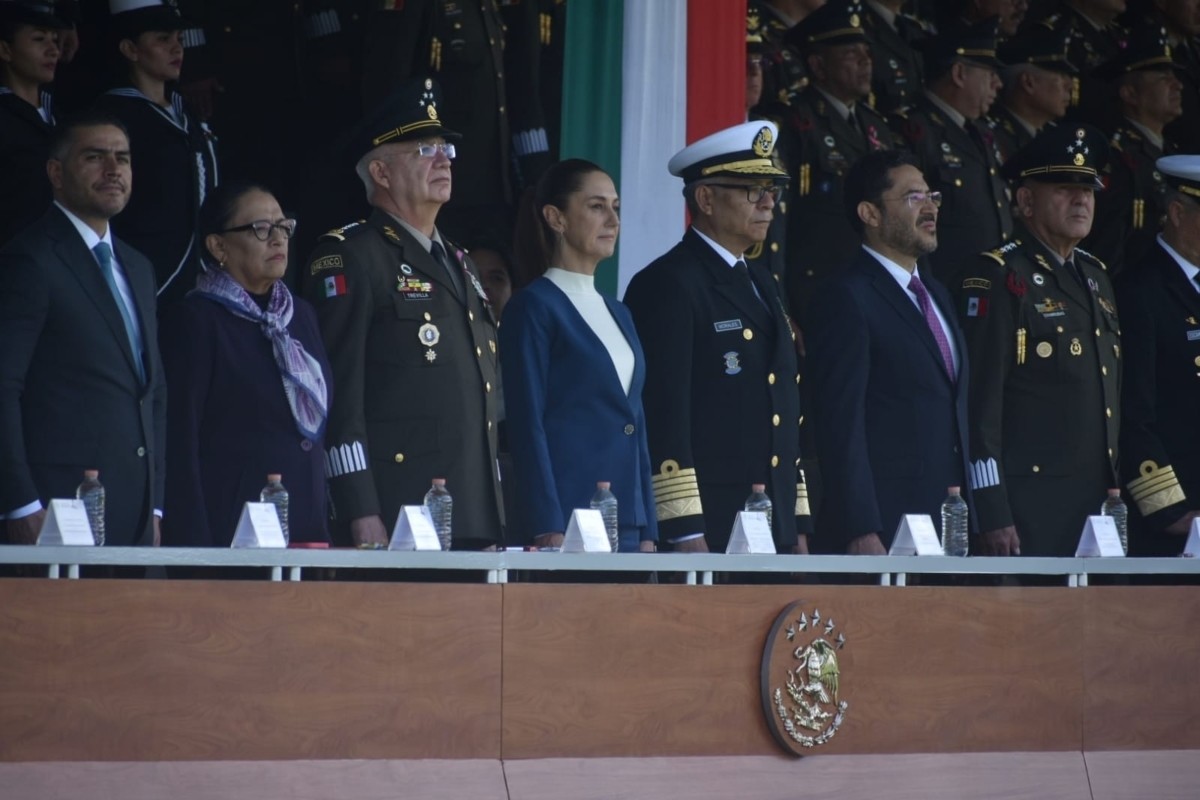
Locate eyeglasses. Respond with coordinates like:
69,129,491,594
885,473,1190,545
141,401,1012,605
747,56,767,70
883,191,943,209
221,219,298,241
413,142,456,159
707,183,784,205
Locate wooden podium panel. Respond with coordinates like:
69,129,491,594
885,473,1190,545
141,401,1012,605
0,581,503,761
1083,587,1200,750
501,585,1083,757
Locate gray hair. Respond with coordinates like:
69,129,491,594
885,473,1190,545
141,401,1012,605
355,145,391,202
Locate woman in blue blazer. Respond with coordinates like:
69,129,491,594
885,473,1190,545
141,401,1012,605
501,160,657,551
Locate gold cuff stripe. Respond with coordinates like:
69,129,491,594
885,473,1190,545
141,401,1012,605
651,473,700,489
1129,473,1181,500
1132,485,1186,517
1128,463,1179,493
655,487,702,504
656,497,704,522
795,484,811,516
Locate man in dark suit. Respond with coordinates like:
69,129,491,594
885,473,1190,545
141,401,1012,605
1116,155,1200,556
807,150,972,554
0,112,165,547
304,77,504,550
948,124,1121,558
624,121,812,555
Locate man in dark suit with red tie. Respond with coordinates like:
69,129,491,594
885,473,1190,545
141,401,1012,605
806,150,972,554
0,112,166,547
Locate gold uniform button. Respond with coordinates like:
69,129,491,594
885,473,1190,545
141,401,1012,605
989,167,996,175
485,382,492,393
1056,325,1064,333
1032,465,1040,473
770,242,780,253
795,374,801,384
1108,448,1113,457
424,312,432,321
476,346,482,357
1106,407,1112,418
489,340,496,353
1095,328,1101,337
394,453,405,463
488,420,493,431
954,178,963,187
623,424,635,435
768,372,776,385
743,329,753,341
772,414,780,426
1102,365,1108,376
469,310,476,322
780,201,787,213
771,455,779,467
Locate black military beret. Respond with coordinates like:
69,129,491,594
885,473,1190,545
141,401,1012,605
1002,123,1108,189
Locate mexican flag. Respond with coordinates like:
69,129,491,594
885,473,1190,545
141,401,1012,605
561,0,746,297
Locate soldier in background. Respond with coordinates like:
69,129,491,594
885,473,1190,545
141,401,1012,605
949,124,1120,558
940,0,1029,38
360,0,550,243
745,9,790,287
893,18,1012,282
862,0,934,116
748,0,823,108
989,22,1076,164
1115,154,1200,556
304,79,504,550
1086,25,1183,274
779,0,898,327
1038,0,1129,127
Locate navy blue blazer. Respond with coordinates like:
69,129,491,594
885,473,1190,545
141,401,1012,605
807,248,973,549
499,276,657,549
160,292,333,547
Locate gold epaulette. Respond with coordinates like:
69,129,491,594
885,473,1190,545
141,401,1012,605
319,220,366,242
1127,460,1187,517
651,460,703,522
981,240,1020,266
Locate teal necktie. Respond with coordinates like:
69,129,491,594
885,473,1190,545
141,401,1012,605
93,242,146,384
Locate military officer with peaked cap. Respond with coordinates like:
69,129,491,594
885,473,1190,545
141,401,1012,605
1116,155,1200,556
949,124,1121,558
988,23,1077,165
304,77,503,549
624,121,812,556
778,0,900,329
893,18,1013,284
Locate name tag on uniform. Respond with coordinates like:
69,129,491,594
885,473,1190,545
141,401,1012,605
714,319,743,332
1187,330,1200,341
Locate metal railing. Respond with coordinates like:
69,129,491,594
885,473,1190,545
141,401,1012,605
2,546,1198,586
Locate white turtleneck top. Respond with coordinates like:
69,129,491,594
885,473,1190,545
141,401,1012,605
543,267,635,395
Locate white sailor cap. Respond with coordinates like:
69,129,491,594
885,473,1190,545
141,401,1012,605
1157,155,1200,200
668,121,788,184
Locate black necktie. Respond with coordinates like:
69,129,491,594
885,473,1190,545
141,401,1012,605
1064,257,1086,289
736,259,769,310
430,240,464,299
847,108,861,135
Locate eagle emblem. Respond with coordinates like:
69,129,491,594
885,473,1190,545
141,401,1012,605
762,601,849,753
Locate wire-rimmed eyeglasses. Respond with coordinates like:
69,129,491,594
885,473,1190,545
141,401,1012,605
707,183,784,205
414,142,457,159
883,191,943,209
221,219,298,241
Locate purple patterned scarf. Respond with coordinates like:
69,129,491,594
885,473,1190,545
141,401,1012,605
194,269,328,440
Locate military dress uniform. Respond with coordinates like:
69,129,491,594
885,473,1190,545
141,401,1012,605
305,80,504,547
950,130,1121,557
1039,6,1127,127
748,0,808,106
861,1,932,115
623,122,811,554
987,23,1078,166
1115,158,1200,556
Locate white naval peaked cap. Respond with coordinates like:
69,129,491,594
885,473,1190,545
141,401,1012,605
109,0,166,11
667,121,788,184
1157,155,1200,199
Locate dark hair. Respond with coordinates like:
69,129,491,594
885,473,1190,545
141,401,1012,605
513,158,609,279
199,180,278,239
48,112,131,160
843,150,921,236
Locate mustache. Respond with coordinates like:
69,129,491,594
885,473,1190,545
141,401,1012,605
917,214,937,225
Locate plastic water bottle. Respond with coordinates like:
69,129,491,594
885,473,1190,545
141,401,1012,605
590,481,619,552
940,486,969,557
744,483,773,532
1100,488,1128,555
259,474,289,545
424,478,453,550
75,470,105,546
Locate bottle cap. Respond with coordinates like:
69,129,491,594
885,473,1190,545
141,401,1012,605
948,486,961,494
751,483,765,492
596,481,611,490
267,473,282,482
432,478,447,486
84,469,99,479
1108,488,1120,495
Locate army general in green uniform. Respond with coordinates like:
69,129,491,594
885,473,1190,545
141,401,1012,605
949,124,1121,558
305,78,503,549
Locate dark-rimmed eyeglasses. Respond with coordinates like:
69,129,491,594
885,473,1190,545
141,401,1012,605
882,191,943,209
707,183,784,205
414,142,456,159
221,219,298,241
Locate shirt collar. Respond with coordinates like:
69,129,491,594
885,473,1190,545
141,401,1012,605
815,86,855,121
925,90,968,127
54,201,112,253
1158,233,1200,289
693,227,742,267
390,213,445,253
863,244,922,289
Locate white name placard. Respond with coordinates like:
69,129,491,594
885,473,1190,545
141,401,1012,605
389,505,442,550
562,508,611,553
36,499,96,546
889,514,944,556
726,511,776,554
230,502,287,548
1184,517,1200,558
1074,515,1125,557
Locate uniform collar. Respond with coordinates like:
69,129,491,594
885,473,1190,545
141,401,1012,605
1157,233,1200,290
692,226,743,267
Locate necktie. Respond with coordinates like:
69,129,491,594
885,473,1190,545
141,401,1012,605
93,242,146,384
735,259,768,309
908,274,955,380
1064,257,1086,289
847,108,860,135
430,240,465,299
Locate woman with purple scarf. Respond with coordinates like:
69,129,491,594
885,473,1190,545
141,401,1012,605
160,181,332,547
